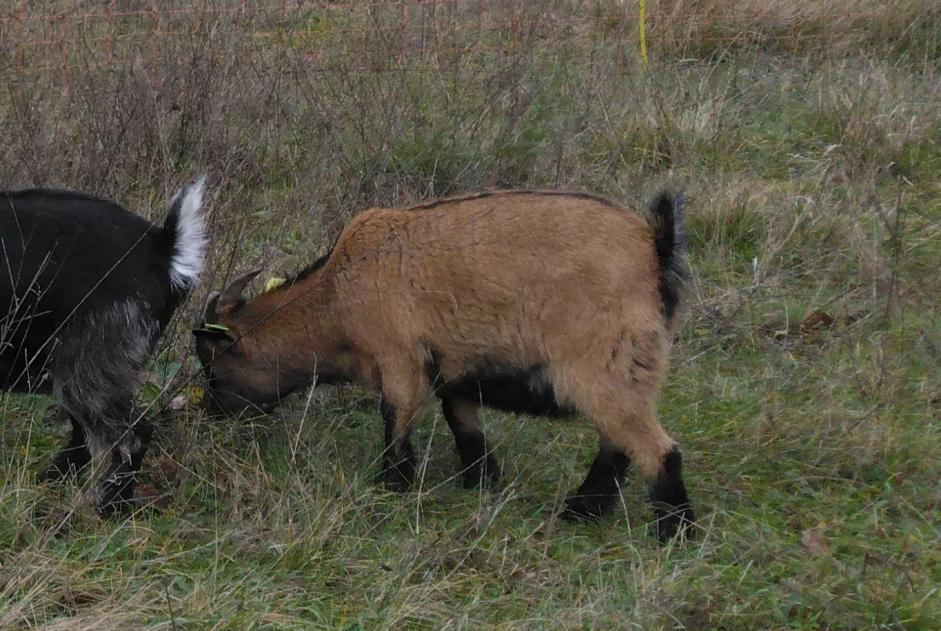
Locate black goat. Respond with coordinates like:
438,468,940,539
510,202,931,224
0,178,206,513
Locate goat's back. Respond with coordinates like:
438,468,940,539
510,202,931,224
0,190,180,390
326,191,664,372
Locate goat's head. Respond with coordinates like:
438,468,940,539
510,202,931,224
193,269,287,416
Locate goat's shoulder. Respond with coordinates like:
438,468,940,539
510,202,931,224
332,207,409,253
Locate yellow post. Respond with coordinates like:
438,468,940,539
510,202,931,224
638,0,648,69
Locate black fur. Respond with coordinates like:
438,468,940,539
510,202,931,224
292,242,337,282
38,417,91,482
425,356,568,490
429,358,575,418
97,419,154,515
649,446,695,541
647,192,687,321
0,190,183,391
0,182,204,514
441,397,501,489
562,444,631,521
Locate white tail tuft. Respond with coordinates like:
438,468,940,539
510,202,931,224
168,176,207,291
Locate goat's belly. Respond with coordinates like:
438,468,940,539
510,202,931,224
435,362,576,418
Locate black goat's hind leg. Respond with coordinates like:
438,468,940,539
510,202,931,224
39,416,91,482
51,300,160,516
96,419,153,516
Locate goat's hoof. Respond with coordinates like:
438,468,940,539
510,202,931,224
461,456,501,490
97,498,135,519
654,505,696,543
560,493,617,523
378,460,415,492
38,464,74,484
95,483,139,518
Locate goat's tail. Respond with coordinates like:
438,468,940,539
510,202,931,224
163,176,207,291
646,191,687,322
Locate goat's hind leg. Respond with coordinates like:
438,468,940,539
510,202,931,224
52,300,159,515
596,412,693,541
648,444,695,542
558,365,694,541
95,415,153,516
38,415,92,482
562,437,630,521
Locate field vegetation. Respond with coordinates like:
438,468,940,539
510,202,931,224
1,1,939,628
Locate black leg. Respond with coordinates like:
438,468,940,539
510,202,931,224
96,420,153,516
379,399,415,490
649,446,695,542
441,397,500,489
562,442,630,521
39,416,92,483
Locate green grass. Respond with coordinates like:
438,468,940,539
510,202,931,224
1,1,940,628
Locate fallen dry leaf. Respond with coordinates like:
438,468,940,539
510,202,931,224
135,484,171,511
156,453,180,487
801,527,830,556
800,310,836,338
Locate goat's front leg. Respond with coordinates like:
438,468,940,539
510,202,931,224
377,365,430,490
441,396,501,489
379,398,416,490
39,415,91,482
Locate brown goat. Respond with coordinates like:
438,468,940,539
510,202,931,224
194,190,694,541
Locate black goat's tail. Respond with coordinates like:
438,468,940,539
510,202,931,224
163,176,207,291
646,191,687,322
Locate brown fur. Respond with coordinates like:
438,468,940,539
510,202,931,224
196,190,693,538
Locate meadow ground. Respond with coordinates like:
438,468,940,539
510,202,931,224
1,1,939,628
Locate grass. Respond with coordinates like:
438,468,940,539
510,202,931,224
1,1,940,628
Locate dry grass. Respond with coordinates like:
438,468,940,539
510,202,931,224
1,1,939,629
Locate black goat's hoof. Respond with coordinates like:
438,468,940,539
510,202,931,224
97,498,135,519
95,480,139,518
38,464,75,484
38,452,90,484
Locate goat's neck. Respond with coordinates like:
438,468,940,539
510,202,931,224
238,276,349,387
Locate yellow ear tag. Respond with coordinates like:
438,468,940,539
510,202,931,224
264,277,286,292
186,386,205,405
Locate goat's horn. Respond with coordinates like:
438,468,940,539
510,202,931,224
204,290,221,322
218,269,262,308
